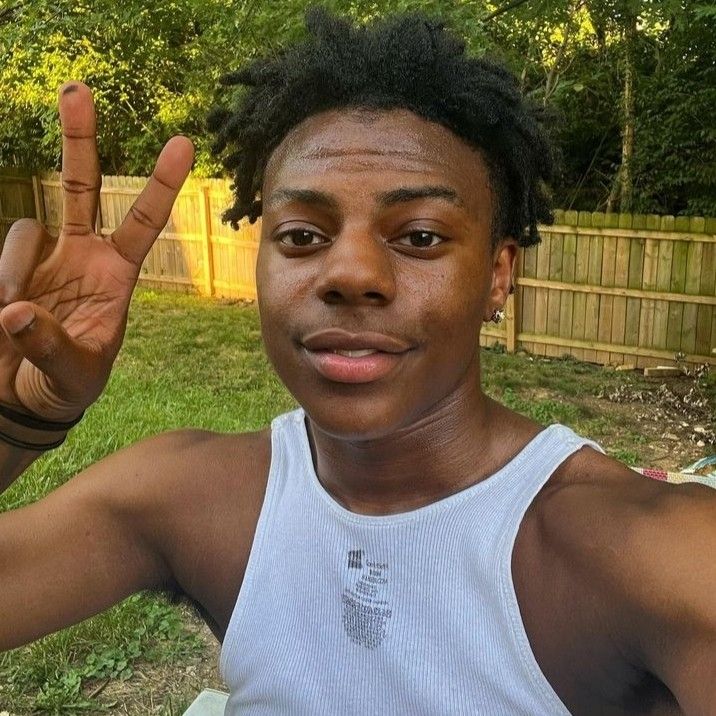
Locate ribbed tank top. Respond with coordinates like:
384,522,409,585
220,408,604,715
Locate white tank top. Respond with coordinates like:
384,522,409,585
220,408,604,715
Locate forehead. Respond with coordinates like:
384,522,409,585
263,109,493,214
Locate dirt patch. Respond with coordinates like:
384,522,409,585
578,393,705,469
596,369,714,467
102,612,223,715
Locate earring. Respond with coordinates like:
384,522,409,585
490,308,505,324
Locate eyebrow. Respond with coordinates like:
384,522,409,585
265,188,340,211
376,185,464,208
265,185,464,211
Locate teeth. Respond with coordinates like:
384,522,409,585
333,349,379,358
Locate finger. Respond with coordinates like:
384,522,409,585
110,136,194,266
59,82,101,236
0,301,95,398
0,220,52,306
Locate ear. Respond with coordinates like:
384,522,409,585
483,238,518,322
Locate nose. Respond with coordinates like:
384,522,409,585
315,225,396,306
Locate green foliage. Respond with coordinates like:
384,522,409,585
1,0,203,171
1,0,714,213
608,447,640,465
1,593,203,713
631,8,716,215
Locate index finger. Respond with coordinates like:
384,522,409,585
110,136,194,266
58,82,101,236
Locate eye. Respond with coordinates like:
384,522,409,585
277,229,326,248
395,231,444,249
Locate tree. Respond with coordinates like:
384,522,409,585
1,0,714,214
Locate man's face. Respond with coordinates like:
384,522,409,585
257,109,514,440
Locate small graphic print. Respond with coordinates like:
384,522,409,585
342,551,391,649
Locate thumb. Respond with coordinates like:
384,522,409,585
0,301,97,398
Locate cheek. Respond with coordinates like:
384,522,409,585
257,249,293,366
411,260,486,339
257,245,307,323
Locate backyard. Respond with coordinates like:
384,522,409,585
0,289,713,715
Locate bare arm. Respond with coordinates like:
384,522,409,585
0,431,193,651
0,443,40,492
0,425,269,652
627,485,716,714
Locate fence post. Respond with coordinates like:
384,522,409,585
505,248,520,353
31,175,46,225
199,184,215,296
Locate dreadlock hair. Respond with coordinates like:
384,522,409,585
208,7,554,247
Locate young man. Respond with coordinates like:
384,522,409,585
0,11,714,715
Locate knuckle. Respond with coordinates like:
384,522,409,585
0,280,24,305
35,335,59,364
129,203,162,231
61,221,94,237
61,178,99,195
6,217,45,240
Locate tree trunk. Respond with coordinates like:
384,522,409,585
618,14,637,212
606,165,620,213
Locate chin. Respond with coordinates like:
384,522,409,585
295,385,422,442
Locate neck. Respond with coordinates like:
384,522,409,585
306,378,535,516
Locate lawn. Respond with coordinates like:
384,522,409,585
0,289,713,714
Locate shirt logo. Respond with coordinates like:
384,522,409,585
342,549,392,649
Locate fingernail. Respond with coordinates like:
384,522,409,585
5,305,35,334
62,83,79,95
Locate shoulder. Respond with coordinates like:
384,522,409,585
82,425,274,632
81,426,271,514
74,425,272,577
535,446,716,709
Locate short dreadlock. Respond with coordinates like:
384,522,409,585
208,7,554,247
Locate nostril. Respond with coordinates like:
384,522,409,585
324,290,343,303
364,292,384,301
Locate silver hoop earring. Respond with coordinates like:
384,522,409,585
490,308,505,324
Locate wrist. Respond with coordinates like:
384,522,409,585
0,404,84,451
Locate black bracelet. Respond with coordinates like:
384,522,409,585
0,427,67,451
0,403,84,432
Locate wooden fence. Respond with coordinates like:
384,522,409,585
1,170,714,368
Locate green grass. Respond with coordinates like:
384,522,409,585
0,290,297,714
0,289,713,712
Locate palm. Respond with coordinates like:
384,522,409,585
0,237,130,414
0,83,193,421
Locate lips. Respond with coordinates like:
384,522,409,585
300,329,413,383
302,329,412,353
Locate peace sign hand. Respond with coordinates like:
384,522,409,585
0,82,194,423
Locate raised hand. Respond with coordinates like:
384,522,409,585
0,82,194,422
